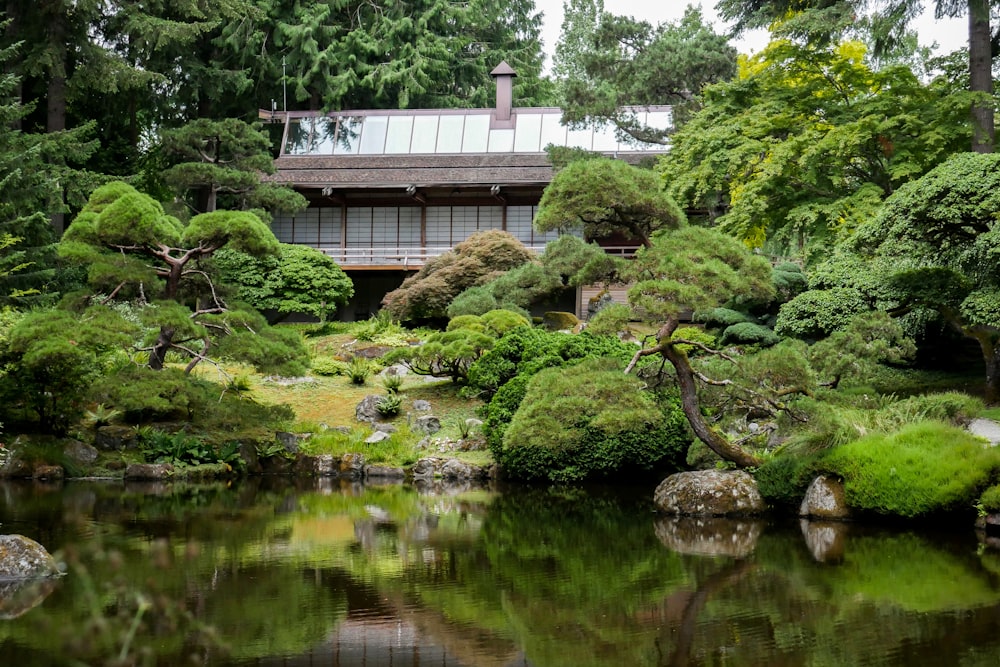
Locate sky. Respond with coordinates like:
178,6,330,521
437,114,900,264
532,1,970,70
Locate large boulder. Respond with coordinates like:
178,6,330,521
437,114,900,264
799,475,851,520
339,453,366,479
124,463,174,481
355,395,383,424
275,431,310,454
0,535,60,579
95,425,137,451
654,470,766,516
414,415,441,435
63,440,99,466
293,454,337,476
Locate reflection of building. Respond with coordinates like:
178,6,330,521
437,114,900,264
263,63,672,319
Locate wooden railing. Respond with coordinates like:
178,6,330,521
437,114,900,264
316,245,643,268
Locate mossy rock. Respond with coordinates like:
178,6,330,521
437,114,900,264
542,311,580,331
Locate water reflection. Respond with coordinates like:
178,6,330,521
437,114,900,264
0,479,999,666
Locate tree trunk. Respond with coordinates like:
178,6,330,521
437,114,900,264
148,326,175,370
982,336,1000,405
663,343,762,468
969,0,994,153
626,316,761,468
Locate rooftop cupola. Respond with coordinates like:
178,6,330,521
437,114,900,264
490,61,517,128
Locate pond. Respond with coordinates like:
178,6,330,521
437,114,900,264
1,477,999,666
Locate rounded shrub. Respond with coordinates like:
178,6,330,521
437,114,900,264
720,322,780,347
980,485,1000,513
497,358,689,481
694,307,751,328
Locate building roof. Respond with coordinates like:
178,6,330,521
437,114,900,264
266,105,673,191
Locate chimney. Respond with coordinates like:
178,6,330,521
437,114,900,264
490,61,517,129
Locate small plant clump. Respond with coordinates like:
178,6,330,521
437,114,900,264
347,357,373,384
376,393,402,417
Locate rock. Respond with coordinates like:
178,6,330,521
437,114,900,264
32,465,64,481
464,418,483,431
968,418,1000,446
371,422,397,434
339,453,366,479
381,364,409,377
543,311,580,331
124,463,174,481
365,465,406,480
414,415,441,435
63,440,98,465
293,454,337,476
654,517,763,558
275,431,310,454
654,470,766,516
0,534,61,579
411,457,443,479
0,457,32,479
238,442,262,475
412,400,432,412
799,475,851,520
439,459,485,480
356,395,383,423
94,425,137,451
800,519,849,563
365,431,392,444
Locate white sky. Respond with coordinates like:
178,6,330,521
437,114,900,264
533,1,970,70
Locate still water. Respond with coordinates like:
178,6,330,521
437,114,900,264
1,477,999,666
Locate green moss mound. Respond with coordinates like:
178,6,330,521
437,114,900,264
498,358,689,481
819,421,1000,517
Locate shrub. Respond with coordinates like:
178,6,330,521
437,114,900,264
720,322,780,347
818,421,1000,517
480,309,530,336
753,453,819,505
347,357,372,384
694,307,751,328
497,358,690,481
310,356,346,376
381,373,403,394
980,485,1000,513
774,288,869,339
585,303,631,337
376,393,402,417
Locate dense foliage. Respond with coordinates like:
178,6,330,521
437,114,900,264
498,358,689,481
381,230,534,324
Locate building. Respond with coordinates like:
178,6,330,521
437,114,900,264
263,63,671,320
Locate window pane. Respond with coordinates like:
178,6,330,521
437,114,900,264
539,113,566,149
385,116,414,154
284,118,312,155
411,115,439,153
437,116,464,153
334,116,363,155
567,126,592,150
514,113,543,152
312,117,337,154
592,123,619,152
462,114,490,153
488,128,515,152
645,110,673,132
359,116,388,154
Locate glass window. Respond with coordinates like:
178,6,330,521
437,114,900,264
384,116,414,154
514,113,543,152
567,126,592,150
645,110,673,132
592,123,619,152
284,118,312,155
334,116,363,155
312,117,337,154
410,115,439,153
487,128,515,152
461,114,490,153
539,113,566,149
359,116,388,154
436,116,464,153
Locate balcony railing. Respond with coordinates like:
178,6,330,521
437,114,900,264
316,245,642,268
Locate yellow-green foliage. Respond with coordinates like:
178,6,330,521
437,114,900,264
819,421,1000,517
980,484,1000,513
